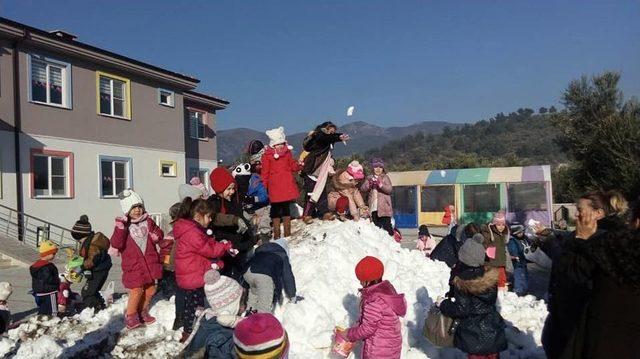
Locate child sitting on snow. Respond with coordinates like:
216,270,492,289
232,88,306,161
30,240,61,316
110,189,164,330
0,282,12,334
243,237,298,313
181,270,245,357
337,256,407,359
437,234,507,358
416,224,437,257
173,197,235,342
233,313,290,358
328,161,369,221
260,127,302,239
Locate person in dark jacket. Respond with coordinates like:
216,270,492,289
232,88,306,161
507,225,529,296
301,122,350,222
243,238,297,313
70,215,112,311
30,240,61,316
431,223,479,268
439,234,507,358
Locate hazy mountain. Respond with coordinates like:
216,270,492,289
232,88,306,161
217,121,459,163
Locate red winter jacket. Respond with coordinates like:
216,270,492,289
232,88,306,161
260,145,301,204
110,215,164,289
173,218,232,290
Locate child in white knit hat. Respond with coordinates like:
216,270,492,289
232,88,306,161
0,282,12,334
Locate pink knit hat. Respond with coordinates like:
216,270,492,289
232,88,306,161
492,211,506,225
234,313,289,358
346,161,365,180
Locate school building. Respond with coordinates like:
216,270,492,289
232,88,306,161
388,165,553,228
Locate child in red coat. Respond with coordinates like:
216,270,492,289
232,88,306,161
261,127,302,238
110,189,164,330
173,197,234,342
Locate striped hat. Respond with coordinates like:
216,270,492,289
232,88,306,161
234,313,289,358
71,215,92,240
39,240,58,258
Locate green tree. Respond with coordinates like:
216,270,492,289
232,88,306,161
539,107,548,114
549,106,557,113
553,71,640,198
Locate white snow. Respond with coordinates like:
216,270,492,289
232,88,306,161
0,220,548,358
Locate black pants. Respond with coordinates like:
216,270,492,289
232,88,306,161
158,269,177,300
173,286,186,330
37,292,58,316
81,267,110,310
372,211,393,236
303,176,328,218
182,287,205,334
221,251,249,282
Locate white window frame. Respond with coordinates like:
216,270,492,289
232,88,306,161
27,54,72,109
158,88,175,107
99,155,133,198
98,73,130,119
188,109,207,141
160,160,177,177
32,155,70,198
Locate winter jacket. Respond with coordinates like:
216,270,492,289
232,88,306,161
507,236,528,269
441,206,453,225
439,267,507,355
173,219,232,290
79,232,112,272
0,305,10,334
360,174,393,218
205,195,242,229
157,232,175,271
247,239,296,303
346,280,407,359
247,173,269,209
182,316,235,359
30,260,60,294
110,215,164,289
481,224,508,268
207,195,256,253
431,225,466,268
327,169,368,220
260,145,301,203
301,130,343,175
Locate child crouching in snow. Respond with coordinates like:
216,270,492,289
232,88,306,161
110,190,164,330
337,256,407,359
173,197,235,342
328,161,369,221
416,224,436,257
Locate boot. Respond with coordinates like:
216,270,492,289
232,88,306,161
303,216,314,224
322,212,336,221
283,216,292,237
272,218,282,239
125,313,142,330
140,309,156,325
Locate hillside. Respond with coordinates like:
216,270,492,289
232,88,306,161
217,121,458,163
366,108,566,171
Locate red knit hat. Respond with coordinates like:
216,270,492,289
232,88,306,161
210,167,236,194
355,256,384,282
233,313,288,358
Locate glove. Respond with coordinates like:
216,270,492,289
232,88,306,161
236,218,249,234
228,248,239,257
83,270,93,280
115,216,129,229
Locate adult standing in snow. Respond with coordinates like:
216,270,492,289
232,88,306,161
301,121,351,223
361,158,394,236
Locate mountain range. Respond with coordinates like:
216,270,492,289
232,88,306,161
217,120,459,163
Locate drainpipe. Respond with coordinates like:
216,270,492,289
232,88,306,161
12,35,25,241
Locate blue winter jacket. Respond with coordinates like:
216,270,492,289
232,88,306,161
507,236,528,268
247,239,296,303
247,174,269,208
183,316,235,358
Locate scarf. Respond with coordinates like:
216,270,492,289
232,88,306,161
129,213,149,254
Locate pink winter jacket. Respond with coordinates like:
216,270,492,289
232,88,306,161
110,215,164,289
173,218,232,290
347,280,407,359
360,174,394,218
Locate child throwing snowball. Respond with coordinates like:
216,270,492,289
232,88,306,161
337,256,407,359
173,197,235,342
110,189,164,330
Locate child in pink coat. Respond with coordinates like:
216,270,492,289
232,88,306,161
110,190,164,330
338,256,407,359
416,225,437,257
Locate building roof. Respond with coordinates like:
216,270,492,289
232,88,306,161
388,165,552,185
184,90,230,110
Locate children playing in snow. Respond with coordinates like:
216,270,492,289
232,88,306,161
328,160,369,221
110,189,164,330
0,282,12,334
173,197,235,342
337,256,407,359
416,224,437,257
233,312,290,358
261,127,302,239
438,233,507,358
243,237,297,313
361,158,395,236
30,240,61,316
507,224,529,296
70,215,112,311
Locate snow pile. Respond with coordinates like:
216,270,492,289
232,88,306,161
0,220,548,358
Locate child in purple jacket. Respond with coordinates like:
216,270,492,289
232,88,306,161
338,256,407,359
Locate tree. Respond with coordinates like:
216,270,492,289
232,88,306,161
539,107,548,114
553,71,640,198
549,106,557,113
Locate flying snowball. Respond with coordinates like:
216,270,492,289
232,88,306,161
346,106,355,117
440,170,446,177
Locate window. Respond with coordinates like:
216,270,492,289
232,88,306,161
97,72,131,119
508,182,548,212
160,160,177,177
100,156,132,197
188,110,207,140
158,89,174,107
391,186,417,215
28,54,71,108
189,167,209,190
420,186,455,212
463,184,501,213
31,149,74,198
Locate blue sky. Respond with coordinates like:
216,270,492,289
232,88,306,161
3,0,639,132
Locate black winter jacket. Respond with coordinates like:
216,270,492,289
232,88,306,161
30,260,60,294
301,131,342,175
207,195,256,253
247,240,296,302
439,266,507,355
431,225,465,268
